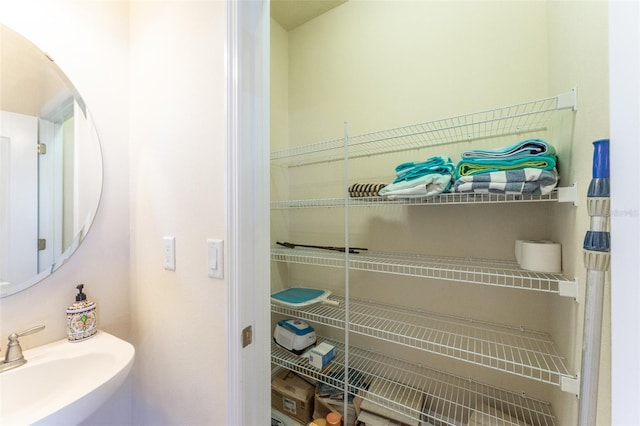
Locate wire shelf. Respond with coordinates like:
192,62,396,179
271,248,569,294
271,189,561,209
271,91,576,167
272,338,556,426
272,296,571,386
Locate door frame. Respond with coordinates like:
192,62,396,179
609,1,640,425
226,0,271,424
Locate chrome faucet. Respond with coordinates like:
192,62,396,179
0,325,45,373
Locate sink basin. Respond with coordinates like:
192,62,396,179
0,330,135,425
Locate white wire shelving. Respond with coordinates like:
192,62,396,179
270,91,579,423
271,247,574,295
272,295,572,387
271,189,561,209
272,338,557,426
270,90,576,167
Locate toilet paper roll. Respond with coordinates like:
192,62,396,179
515,240,524,264
515,239,551,264
515,240,562,273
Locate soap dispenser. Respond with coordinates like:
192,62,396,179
66,284,97,342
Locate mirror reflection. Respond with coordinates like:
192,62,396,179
0,24,103,297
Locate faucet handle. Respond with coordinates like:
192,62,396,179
12,325,46,339
4,325,45,364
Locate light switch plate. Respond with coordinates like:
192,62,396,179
207,239,223,279
163,236,176,271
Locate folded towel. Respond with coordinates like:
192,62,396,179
456,138,558,178
348,183,386,197
379,155,455,199
453,168,558,195
393,155,455,183
461,138,555,160
456,156,557,178
379,173,453,199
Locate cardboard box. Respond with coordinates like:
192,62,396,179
272,370,315,424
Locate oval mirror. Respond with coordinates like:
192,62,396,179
0,24,103,297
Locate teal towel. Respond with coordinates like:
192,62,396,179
456,155,557,177
393,155,454,183
461,138,556,160
456,138,557,178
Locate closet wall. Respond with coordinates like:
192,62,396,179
271,2,609,425
546,2,610,424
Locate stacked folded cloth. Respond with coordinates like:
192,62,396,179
379,155,455,199
453,138,559,195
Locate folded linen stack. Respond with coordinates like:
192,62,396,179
453,138,559,195
379,155,455,199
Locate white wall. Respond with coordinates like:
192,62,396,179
0,0,130,365
286,1,549,144
271,17,290,292
0,1,131,424
1,2,244,425
129,2,228,424
546,2,611,424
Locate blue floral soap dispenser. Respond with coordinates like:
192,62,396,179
66,284,97,342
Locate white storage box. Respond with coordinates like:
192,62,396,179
308,342,335,369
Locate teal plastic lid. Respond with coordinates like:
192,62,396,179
270,287,331,307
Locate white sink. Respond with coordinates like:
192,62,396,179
0,330,135,425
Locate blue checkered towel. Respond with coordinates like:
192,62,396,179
453,168,558,195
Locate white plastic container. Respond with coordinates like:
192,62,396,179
274,319,316,354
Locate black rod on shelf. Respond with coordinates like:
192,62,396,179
276,241,367,254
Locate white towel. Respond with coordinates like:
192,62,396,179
379,174,452,199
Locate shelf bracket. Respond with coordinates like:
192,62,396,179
557,87,578,112
558,278,579,300
561,375,580,395
557,183,578,206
